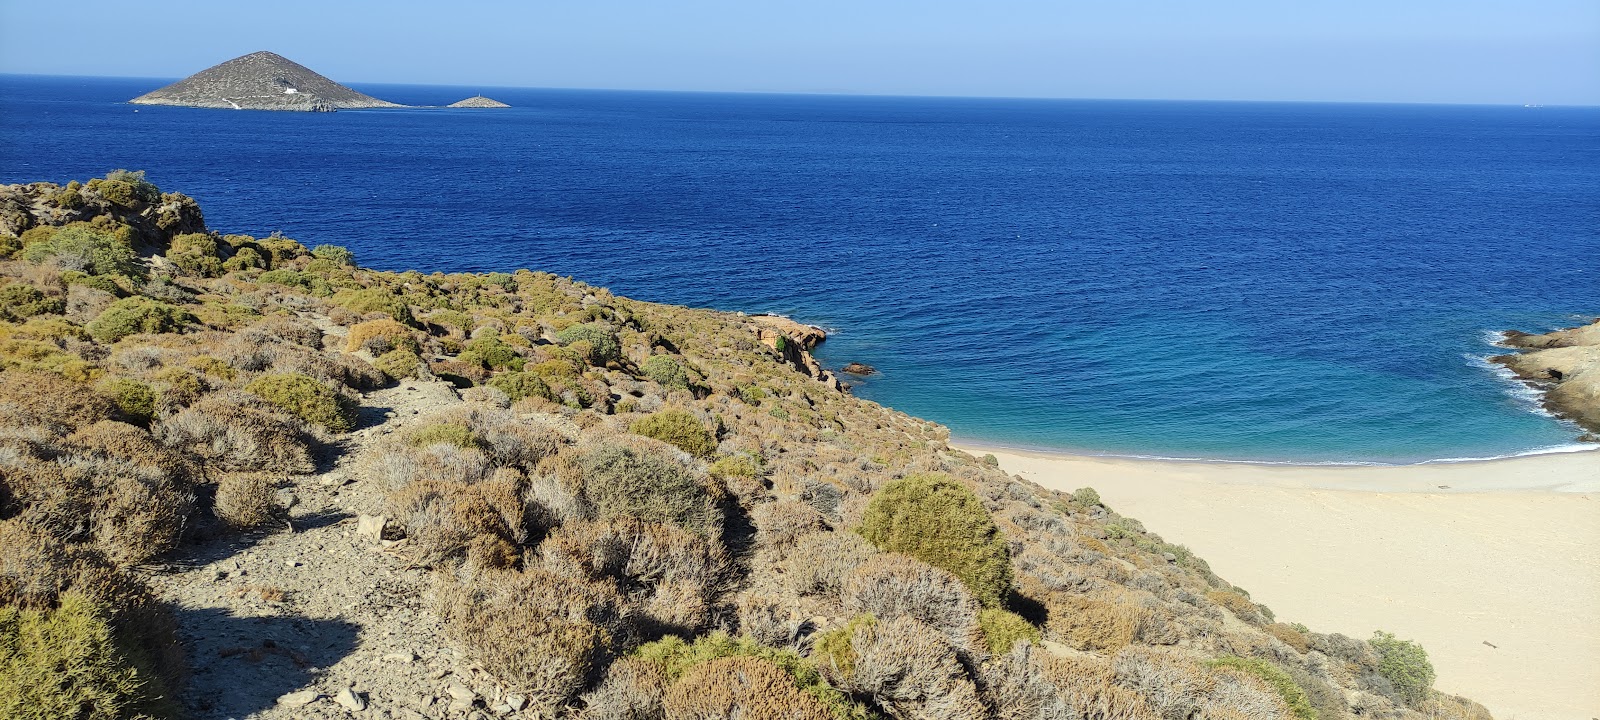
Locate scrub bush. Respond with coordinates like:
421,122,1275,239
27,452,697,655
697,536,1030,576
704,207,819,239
486,371,553,403
86,297,194,344
641,354,691,389
630,408,717,458
1207,656,1315,720
344,318,420,354
155,392,315,473
97,378,156,425
311,244,355,266
373,349,423,380
0,284,64,321
842,554,983,658
334,288,414,325
540,517,731,636
552,438,724,537
213,473,280,530
556,322,621,365
1370,630,1435,707
978,608,1041,655
166,233,224,277
90,170,160,208
664,656,834,720
816,615,986,720
244,373,357,433
20,225,140,277
856,473,1012,607
0,593,180,720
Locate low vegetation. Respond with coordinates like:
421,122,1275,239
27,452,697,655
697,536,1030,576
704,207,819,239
0,174,1487,719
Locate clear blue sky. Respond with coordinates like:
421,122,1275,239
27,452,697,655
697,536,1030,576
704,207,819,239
3,0,1596,104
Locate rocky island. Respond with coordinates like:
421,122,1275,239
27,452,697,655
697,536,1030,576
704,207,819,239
447,95,512,108
130,51,404,112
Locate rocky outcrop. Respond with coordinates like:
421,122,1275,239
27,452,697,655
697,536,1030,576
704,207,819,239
130,51,404,111
1494,319,1600,437
842,362,876,375
0,176,205,251
749,314,842,390
447,96,510,108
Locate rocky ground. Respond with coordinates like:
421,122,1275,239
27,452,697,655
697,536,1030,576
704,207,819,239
1495,318,1600,439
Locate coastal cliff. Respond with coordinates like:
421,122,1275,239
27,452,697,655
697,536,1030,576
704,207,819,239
130,51,404,111
0,174,1496,719
1494,319,1600,437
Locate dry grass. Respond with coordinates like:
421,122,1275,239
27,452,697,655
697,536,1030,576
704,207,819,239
540,517,731,636
155,392,315,474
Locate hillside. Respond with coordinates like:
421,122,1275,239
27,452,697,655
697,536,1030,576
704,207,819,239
0,173,1495,719
130,52,403,112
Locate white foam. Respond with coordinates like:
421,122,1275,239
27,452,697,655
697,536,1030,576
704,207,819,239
1479,329,1511,348
1463,352,1555,418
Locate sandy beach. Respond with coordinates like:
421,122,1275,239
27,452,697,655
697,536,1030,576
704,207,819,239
953,443,1600,720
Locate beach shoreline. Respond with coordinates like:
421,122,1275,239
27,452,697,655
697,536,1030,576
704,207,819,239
951,442,1600,719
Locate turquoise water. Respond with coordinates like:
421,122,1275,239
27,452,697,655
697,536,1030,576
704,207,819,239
2,76,1596,463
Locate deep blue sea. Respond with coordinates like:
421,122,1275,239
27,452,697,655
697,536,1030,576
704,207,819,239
3,75,1597,463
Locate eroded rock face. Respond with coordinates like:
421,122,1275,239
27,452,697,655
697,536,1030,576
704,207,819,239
1494,319,1600,435
750,314,826,351
130,51,404,111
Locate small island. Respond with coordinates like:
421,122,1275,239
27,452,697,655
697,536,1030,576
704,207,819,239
447,95,511,108
130,51,403,112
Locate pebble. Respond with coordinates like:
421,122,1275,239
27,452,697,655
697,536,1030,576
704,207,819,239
284,560,302,568
277,689,321,707
445,683,477,702
384,650,417,664
357,514,387,541
503,694,527,711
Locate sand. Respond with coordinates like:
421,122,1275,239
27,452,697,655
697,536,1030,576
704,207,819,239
952,443,1600,720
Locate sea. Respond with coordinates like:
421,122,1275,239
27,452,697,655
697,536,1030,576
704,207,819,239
2,75,1597,464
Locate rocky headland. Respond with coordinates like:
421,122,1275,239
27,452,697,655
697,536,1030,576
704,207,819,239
0,174,1499,719
447,96,511,108
130,51,405,112
1493,318,1600,438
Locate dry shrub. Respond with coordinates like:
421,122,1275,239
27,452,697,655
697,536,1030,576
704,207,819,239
1046,592,1157,653
436,567,625,712
543,437,725,538
628,408,717,458
1202,665,1295,719
785,531,878,601
752,499,829,549
736,594,799,648
980,644,1152,720
213,473,280,530
61,421,196,563
540,517,732,637
1206,589,1267,626
1422,693,1495,720
1264,622,1310,654
428,405,562,470
387,469,530,569
344,318,419,354
239,315,323,350
663,656,832,720
0,521,184,707
817,615,987,720
579,657,668,720
0,371,114,434
1111,646,1217,720
244,373,357,433
842,554,983,660
155,392,314,474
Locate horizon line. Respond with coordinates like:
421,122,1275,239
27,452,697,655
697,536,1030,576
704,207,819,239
3,71,1595,109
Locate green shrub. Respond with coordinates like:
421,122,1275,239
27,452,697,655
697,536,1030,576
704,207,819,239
257,269,332,296
90,170,161,207
256,236,308,267
856,473,1012,607
576,440,722,536
373,349,422,380
245,373,357,433
0,592,179,720
486,371,553,402
630,409,717,458
86,297,194,343
707,453,761,481
221,246,267,273
334,288,414,325
632,633,868,720
407,423,480,450
811,614,877,680
1371,631,1435,707
1072,487,1102,507
311,244,356,266
556,323,621,365
51,180,85,210
642,354,691,389
1208,656,1316,720
978,608,1040,654
165,233,224,277
461,332,524,371
20,225,140,277
98,378,156,425
0,284,64,321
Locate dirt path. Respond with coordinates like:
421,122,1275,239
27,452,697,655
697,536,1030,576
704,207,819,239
146,378,530,719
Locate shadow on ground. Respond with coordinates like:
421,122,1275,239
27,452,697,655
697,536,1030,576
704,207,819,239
173,606,360,719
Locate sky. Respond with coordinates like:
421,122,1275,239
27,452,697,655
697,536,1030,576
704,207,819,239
2,1,1597,105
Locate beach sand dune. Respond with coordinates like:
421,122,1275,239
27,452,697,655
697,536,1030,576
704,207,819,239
956,445,1600,720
